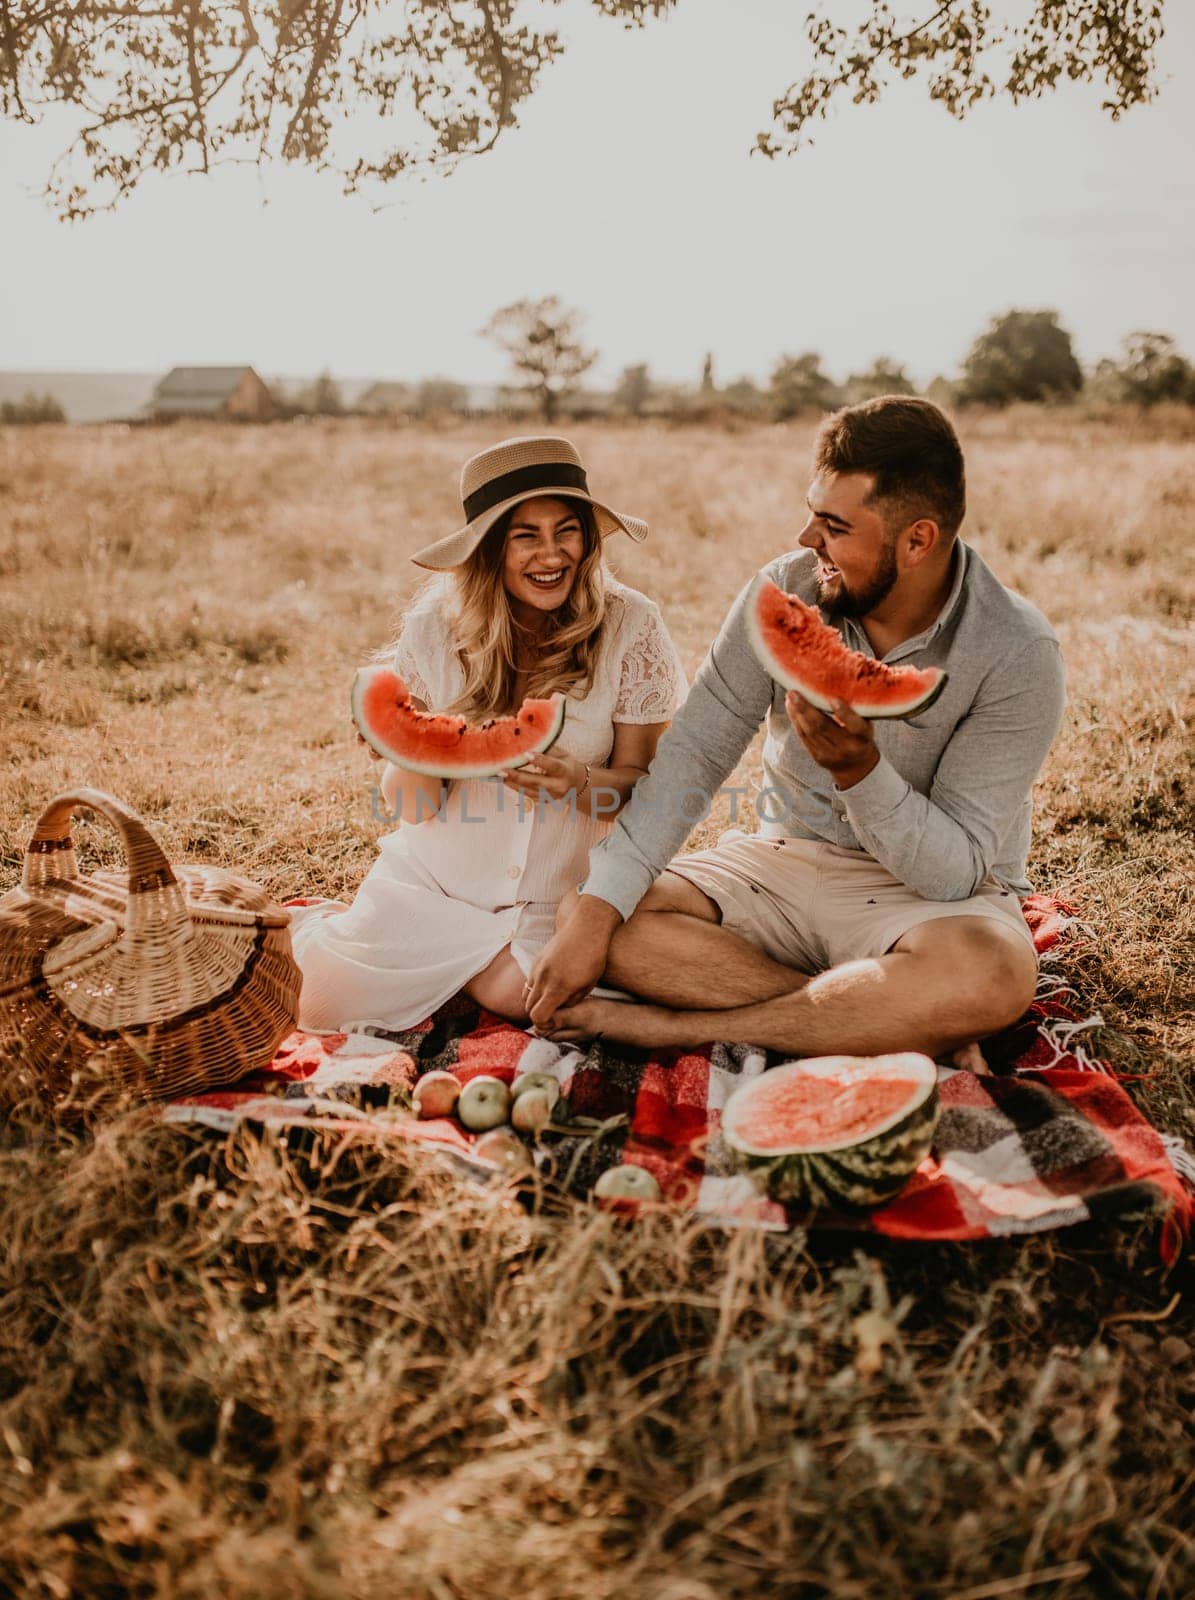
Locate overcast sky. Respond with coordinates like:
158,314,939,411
2,0,1192,387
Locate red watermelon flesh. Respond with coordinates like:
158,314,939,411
734,1071,925,1151
747,574,947,720
351,665,566,779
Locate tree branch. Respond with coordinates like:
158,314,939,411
0,0,1169,219
183,0,209,172
280,0,344,162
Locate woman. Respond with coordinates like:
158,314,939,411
289,435,686,1033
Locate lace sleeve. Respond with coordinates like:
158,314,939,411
391,616,434,707
614,602,688,724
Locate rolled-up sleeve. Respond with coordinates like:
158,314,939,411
581,574,775,920
841,637,1067,900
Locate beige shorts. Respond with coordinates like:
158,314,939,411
665,830,1037,975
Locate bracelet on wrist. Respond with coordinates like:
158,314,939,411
577,763,591,800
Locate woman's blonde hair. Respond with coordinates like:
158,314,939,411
377,496,608,718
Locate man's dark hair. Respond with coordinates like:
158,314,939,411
813,395,966,539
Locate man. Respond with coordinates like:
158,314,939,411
524,396,1066,1061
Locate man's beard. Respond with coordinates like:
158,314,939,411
819,538,898,621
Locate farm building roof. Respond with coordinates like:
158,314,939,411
154,366,259,413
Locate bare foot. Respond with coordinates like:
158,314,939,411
947,1040,990,1075
546,998,681,1050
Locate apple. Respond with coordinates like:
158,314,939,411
511,1087,554,1136
411,1070,461,1120
474,1129,533,1174
457,1074,512,1132
593,1165,662,1203
510,1072,562,1107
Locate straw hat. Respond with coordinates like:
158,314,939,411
410,435,648,570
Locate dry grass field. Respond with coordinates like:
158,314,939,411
1,415,1193,1598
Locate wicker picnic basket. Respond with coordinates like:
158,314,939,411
0,787,301,1109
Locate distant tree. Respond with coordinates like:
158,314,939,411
481,296,597,422
720,377,768,418
770,352,840,420
412,377,469,417
926,376,958,410
2,3,1168,218
1092,332,1194,406
700,353,716,393
303,370,343,416
492,384,541,419
641,382,699,421
358,381,416,417
1,391,66,424
958,310,1083,406
613,363,652,418
844,358,916,404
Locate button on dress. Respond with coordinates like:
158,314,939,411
289,576,687,1032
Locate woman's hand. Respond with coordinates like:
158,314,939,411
379,760,401,816
498,748,587,805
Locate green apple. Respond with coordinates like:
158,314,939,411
510,1072,562,1107
457,1074,512,1132
511,1087,554,1136
593,1165,662,1203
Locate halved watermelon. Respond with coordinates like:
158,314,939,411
720,1053,939,1211
747,574,947,719
351,666,566,779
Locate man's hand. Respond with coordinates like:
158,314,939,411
785,691,879,790
525,892,623,1029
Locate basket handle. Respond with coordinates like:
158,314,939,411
20,787,192,950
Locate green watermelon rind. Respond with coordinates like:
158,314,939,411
351,665,566,780
745,572,949,721
721,1054,941,1213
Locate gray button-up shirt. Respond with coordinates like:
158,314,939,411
583,540,1066,920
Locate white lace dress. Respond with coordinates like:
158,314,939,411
288,576,687,1032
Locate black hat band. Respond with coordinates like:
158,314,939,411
462,461,589,522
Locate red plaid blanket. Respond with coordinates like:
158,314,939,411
163,896,1194,1260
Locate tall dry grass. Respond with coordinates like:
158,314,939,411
1,416,1193,1598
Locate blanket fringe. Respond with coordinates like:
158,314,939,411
1033,1009,1111,1073
1161,1132,1195,1189
1032,954,1110,1073
1033,970,1082,1006
1041,911,1097,946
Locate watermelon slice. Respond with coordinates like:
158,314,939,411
351,666,566,779
720,1053,939,1211
747,574,947,719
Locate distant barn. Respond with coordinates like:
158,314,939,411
153,366,278,422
